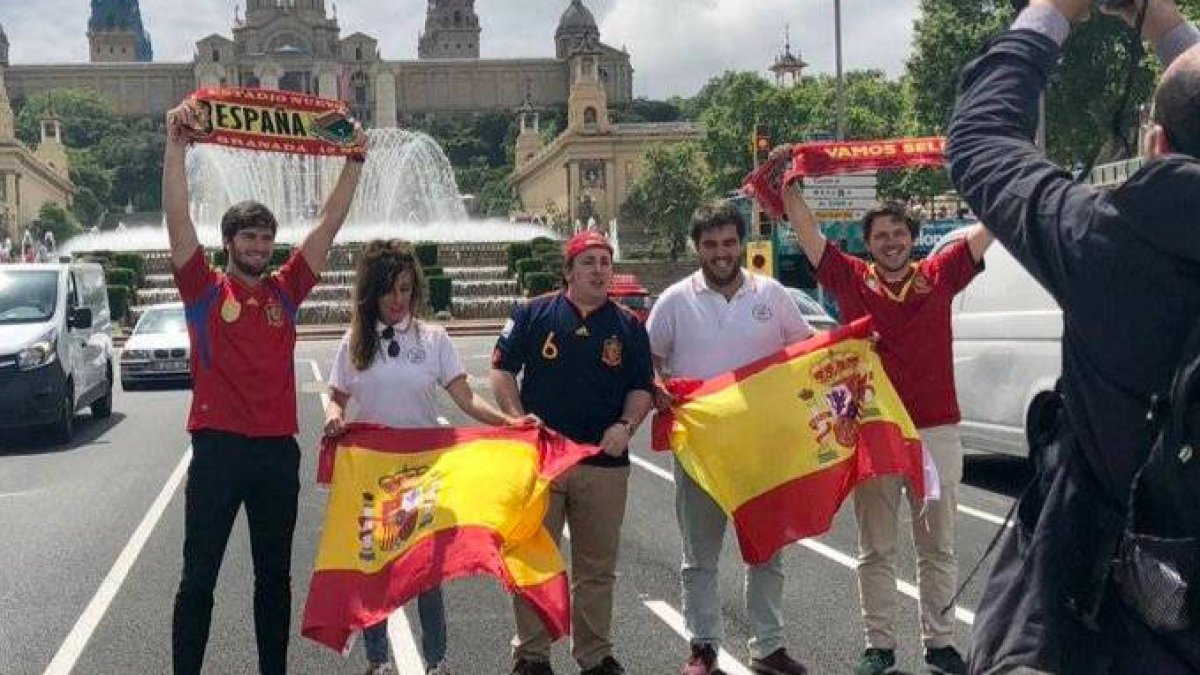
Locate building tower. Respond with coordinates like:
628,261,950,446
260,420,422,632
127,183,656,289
34,115,70,182
555,0,600,59
769,26,808,87
0,22,9,67
566,38,610,135
88,0,153,63
0,29,13,141
514,96,544,172
418,0,481,59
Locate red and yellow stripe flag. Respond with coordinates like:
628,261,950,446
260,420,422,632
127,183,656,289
652,318,925,564
302,424,599,652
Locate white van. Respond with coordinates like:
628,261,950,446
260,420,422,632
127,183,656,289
0,262,114,444
939,235,1063,457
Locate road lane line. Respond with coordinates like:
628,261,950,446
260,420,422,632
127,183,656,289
631,453,977,626
306,358,427,671
957,504,1011,528
43,447,193,675
642,600,753,675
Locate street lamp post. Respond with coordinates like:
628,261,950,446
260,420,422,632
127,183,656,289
835,0,845,141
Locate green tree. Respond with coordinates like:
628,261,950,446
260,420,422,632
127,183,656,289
32,201,82,245
620,143,708,261
906,0,1200,167
15,89,124,149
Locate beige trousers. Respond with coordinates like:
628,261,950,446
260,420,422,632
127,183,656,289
853,425,964,650
512,463,630,669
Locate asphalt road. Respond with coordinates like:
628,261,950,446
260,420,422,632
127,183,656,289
0,336,1031,675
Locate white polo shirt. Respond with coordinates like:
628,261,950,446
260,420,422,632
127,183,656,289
328,318,466,427
647,269,813,380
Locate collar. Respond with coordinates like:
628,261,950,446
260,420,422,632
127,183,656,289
868,262,920,302
376,315,414,334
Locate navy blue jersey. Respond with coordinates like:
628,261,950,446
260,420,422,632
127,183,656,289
493,293,653,467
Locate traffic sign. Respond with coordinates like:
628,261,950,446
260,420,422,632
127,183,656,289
804,171,877,188
813,209,869,221
808,197,878,211
801,186,878,199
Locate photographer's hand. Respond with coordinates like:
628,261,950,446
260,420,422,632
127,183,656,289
1102,0,1187,44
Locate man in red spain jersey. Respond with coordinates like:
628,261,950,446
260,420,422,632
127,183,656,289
766,169,993,675
162,99,364,675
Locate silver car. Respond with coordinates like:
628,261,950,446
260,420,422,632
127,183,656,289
784,287,839,333
120,303,191,390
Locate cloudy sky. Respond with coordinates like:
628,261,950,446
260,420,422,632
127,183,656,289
0,0,919,99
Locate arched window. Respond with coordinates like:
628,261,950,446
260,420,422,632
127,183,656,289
454,11,462,26
212,49,220,63
355,46,363,61
584,107,598,125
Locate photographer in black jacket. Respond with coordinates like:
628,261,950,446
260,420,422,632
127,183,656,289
946,0,1200,672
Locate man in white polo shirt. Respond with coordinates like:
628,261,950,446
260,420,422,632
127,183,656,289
647,201,813,675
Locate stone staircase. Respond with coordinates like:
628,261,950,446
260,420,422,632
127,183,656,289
132,242,525,324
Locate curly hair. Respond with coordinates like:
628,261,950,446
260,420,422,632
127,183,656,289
349,239,427,371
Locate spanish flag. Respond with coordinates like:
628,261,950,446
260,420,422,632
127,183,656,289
303,424,599,652
653,318,926,564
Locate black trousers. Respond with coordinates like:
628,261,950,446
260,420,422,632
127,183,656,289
172,430,300,675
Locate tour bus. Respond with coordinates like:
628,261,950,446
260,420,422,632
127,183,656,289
0,262,114,444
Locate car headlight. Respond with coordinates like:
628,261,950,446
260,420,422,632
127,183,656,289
18,337,57,370
121,349,151,361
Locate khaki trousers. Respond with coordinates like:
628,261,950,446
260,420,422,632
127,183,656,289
853,425,963,651
512,463,630,669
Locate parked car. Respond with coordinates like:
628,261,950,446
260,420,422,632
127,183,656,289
0,262,114,444
935,233,1063,457
784,287,839,332
609,273,651,322
120,303,191,390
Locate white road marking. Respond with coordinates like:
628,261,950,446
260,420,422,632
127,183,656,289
43,447,193,675
642,600,754,675
957,503,1011,528
630,453,977,626
306,359,427,670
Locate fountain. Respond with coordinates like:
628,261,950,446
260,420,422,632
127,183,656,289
58,127,558,323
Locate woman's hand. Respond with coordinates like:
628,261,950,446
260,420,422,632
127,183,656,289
506,413,543,427
323,414,346,438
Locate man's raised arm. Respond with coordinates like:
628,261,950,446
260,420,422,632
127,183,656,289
299,148,365,277
163,102,202,270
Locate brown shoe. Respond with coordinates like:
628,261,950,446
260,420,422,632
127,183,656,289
750,648,808,675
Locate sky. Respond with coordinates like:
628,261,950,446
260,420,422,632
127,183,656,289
0,0,919,100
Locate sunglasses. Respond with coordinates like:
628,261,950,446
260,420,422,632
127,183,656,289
380,325,401,358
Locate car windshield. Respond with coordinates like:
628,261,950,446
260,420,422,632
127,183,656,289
0,270,58,324
788,289,828,317
134,307,187,335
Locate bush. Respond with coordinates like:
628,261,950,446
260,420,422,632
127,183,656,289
514,258,544,290
106,285,130,322
111,253,145,286
415,242,439,268
507,242,532,273
524,272,559,297
530,236,556,250
422,266,444,278
105,267,136,289
427,275,452,312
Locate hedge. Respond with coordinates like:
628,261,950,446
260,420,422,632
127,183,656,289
415,242,439,268
514,258,544,289
106,285,130,322
105,267,136,289
111,253,145,286
422,266,444,278
524,272,559,297
270,246,293,266
507,242,532,273
530,236,556,249
427,275,452,312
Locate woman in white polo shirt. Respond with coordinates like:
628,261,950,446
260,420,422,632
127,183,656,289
324,239,530,675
